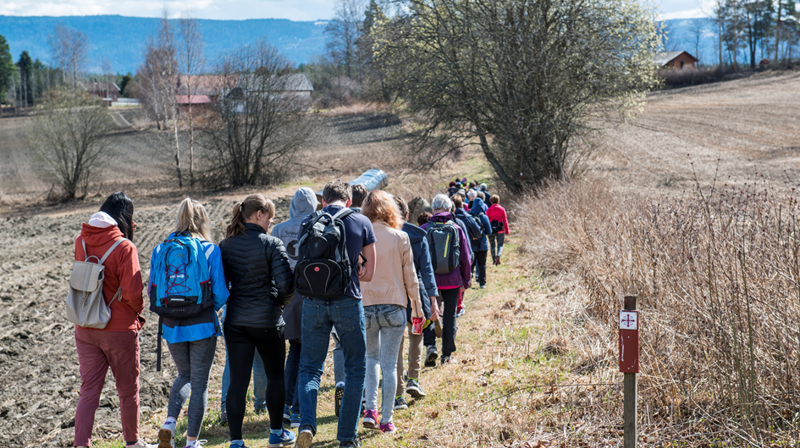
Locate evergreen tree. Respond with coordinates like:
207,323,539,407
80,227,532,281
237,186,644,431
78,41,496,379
0,34,15,103
118,73,133,97
16,51,34,106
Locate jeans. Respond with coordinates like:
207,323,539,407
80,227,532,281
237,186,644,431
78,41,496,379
489,233,506,259
298,296,366,443
224,324,286,440
363,304,406,423
332,329,346,386
423,288,459,357
284,339,301,412
166,337,217,438
473,250,488,286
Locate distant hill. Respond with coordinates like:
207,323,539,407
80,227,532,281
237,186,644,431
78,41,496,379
0,15,328,74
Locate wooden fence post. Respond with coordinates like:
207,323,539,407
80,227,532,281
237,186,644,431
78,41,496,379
620,295,639,448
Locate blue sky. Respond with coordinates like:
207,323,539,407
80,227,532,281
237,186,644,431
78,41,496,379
0,0,712,22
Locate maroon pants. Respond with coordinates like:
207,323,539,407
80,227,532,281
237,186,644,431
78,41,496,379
74,327,140,446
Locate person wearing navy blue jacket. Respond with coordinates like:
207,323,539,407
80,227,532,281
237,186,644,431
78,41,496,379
151,198,229,448
466,192,493,289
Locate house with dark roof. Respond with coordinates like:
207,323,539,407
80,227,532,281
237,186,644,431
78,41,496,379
81,82,120,102
655,51,699,69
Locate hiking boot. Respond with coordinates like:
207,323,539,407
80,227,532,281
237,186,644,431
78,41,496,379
220,408,228,426
363,409,379,429
267,429,296,447
290,411,301,428
334,383,345,418
496,256,501,265
380,422,397,433
406,378,426,398
456,308,465,318
282,405,291,425
394,396,408,410
339,440,361,448
295,428,313,448
424,346,438,367
441,355,453,365
480,284,486,289
158,420,176,448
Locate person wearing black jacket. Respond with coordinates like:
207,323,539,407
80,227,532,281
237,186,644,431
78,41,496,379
220,194,296,448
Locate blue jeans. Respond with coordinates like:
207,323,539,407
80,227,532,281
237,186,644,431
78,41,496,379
284,339,301,412
364,304,406,424
220,306,267,412
298,296,366,443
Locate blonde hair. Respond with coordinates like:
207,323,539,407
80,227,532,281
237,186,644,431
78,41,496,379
225,194,275,238
362,190,402,230
175,198,213,242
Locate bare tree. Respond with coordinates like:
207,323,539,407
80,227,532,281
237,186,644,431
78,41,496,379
690,19,706,63
201,40,318,186
27,88,116,200
48,24,89,90
326,0,366,79
178,12,205,187
136,12,183,187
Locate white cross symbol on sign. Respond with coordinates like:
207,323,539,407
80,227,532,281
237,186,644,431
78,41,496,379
619,311,638,330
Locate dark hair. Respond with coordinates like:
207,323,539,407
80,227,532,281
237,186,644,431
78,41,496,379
469,181,477,188
451,194,464,209
323,179,351,204
417,212,432,227
490,195,500,204
351,184,368,208
477,191,485,201
393,195,409,219
100,192,135,241
449,181,456,187
225,194,275,239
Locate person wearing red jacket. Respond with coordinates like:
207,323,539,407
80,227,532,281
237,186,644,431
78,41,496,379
72,192,154,448
486,195,510,265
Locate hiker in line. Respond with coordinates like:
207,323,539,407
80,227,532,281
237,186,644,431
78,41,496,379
295,180,376,448
446,182,459,197
72,192,154,448
486,195,510,266
421,195,472,365
479,183,492,203
220,195,296,448
450,194,477,317
270,187,319,428
350,184,368,212
359,191,424,433
466,190,493,289
152,199,229,448
393,196,438,410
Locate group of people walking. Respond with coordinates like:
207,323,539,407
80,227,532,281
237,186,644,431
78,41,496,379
69,177,509,448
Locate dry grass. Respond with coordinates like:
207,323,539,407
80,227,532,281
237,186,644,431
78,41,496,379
515,173,800,445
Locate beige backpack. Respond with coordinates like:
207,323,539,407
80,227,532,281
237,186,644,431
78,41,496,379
66,238,127,329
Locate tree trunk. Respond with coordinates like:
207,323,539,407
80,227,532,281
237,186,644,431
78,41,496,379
775,1,782,61
188,96,194,188
173,115,183,188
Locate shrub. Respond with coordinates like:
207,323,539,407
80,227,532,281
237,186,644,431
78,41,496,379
658,66,725,88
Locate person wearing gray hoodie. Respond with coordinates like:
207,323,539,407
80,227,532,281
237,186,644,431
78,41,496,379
271,187,319,427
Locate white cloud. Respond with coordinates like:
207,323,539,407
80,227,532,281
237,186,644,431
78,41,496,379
0,0,336,21
658,0,716,19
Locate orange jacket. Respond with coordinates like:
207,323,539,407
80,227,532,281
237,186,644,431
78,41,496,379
74,223,145,331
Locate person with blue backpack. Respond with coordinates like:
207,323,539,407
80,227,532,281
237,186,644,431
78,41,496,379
149,198,229,448
466,191,493,289
219,194,296,448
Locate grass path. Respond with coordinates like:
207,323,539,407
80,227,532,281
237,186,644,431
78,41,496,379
96,235,565,448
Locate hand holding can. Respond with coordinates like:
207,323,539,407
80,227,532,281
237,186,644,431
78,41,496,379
411,317,424,335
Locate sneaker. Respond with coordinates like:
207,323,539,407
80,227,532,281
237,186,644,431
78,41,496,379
220,408,228,426
441,355,452,365
363,409,379,429
497,256,501,265
295,428,313,448
480,284,486,289
127,441,159,448
290,411,301,428
282,405,291,425
406,378,426,398
229,441,247,448
380,422,397,433
185,441,208,448
158,420,176,448
339,440,360,448
424,346,438,367
456,308,465,318
334,383,344,418
267,429,296,447
394,396,408,410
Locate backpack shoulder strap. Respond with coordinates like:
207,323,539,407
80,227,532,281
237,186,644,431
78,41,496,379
81,238,89,262
332,208,355,221
100,238,128,265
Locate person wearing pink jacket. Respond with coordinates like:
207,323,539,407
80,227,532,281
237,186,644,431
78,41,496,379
486,195,510,265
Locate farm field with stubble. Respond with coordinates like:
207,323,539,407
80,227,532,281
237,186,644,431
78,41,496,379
0,72,799,447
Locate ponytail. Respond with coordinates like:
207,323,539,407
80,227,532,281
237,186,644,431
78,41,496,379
225,194,275,239
175,197,213,241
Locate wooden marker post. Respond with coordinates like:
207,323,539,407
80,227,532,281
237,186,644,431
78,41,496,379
619,295,639,448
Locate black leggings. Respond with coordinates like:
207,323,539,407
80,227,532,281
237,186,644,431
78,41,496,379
224,323,286,439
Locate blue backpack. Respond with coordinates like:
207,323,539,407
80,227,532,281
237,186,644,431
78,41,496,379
149,234,214,319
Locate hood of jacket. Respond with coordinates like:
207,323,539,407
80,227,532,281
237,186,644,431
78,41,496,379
428,211,455,223
402,221,426,244
470,197,488,215
80,221,124,247
289,187,319,219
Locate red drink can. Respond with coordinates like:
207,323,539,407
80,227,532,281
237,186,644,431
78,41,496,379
411,317,424,335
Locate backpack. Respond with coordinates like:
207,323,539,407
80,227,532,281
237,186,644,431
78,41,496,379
148,234,214,319
426,221,461,274
456,209,483,242
66,238,127,329
295,208,355,299
491,219,503,234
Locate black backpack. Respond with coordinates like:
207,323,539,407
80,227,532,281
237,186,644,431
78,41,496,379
426,221,461,274
456,209,484,242
491,219,503,234
295,208,354,299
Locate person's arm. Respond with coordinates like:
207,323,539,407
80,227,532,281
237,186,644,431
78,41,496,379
118,242,144,314
268,238,295,306
457,227,472,288
359,243,376,282
207,244,229,311
400,235,423,319
503,209,510,234
481,214,493,236
417,236,439,320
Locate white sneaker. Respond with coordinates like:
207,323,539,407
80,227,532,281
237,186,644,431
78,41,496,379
184,440,208,448
126,440,159,448
158,420,177,448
